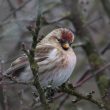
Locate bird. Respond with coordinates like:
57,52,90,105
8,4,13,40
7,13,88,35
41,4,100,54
4,28,76,88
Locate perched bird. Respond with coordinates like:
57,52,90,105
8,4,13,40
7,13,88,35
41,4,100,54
4,28,76,88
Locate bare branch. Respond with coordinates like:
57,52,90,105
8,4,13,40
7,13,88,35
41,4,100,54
6,0,16,17
0,75,32,85
21,2,50,109
101,42,110,54
1,0,31,23
63,0,110,109
101,0,110,18
75,63,110,88
72,42,86,48
56,94,69,110
82,16,102,28
60,83,104,109
0,59,9,110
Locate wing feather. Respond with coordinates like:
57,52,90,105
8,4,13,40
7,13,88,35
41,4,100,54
3,44,57,78
3,44,71,87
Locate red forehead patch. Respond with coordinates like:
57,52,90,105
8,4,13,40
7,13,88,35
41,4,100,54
61,30,73,42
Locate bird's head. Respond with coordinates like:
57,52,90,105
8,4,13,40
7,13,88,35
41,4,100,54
44,28,74,50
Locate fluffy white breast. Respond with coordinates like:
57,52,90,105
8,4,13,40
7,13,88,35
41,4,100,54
52,50,77,87
15,45,76,88
39,47,77,88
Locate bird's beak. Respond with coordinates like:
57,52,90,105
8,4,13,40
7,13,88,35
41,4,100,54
62,43,69,50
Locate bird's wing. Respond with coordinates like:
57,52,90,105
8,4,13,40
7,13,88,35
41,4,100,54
3,55,28,76
35,44,61,74
35,44,56,62
3,44,57,77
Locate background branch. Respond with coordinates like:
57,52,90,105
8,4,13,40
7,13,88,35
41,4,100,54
101,42,110,54
63,0,110,109
101,0,110,18
56,94,69,110
75,62,110,88
1,0,31,23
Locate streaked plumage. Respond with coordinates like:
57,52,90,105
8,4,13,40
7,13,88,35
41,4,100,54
4,28,76,88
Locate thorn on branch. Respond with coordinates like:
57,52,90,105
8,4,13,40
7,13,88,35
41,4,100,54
27,25,36,38
21,42,29,56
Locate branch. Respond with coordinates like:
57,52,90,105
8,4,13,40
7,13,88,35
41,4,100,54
56,94,69,110
0,59,5,110
72,42,86,48
101,42,110,54
63,0,110,109
6,0,16,18
22,6,50,110
1,0,31,23
82,16,102,28
0,75,32,85
60,83,104,109
75,62,110,88
101,0,110,18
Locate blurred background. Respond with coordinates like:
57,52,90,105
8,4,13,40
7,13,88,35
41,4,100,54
0,0,110,110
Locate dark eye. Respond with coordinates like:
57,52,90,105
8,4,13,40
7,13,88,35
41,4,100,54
56,38,63,43
57,38,65,44
57,38,61,42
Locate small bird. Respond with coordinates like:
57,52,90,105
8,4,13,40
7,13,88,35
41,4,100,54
4,28,76,88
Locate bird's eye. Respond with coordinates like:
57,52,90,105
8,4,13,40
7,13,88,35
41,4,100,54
56,38,64,44
54,37,60,41
57,38,61,42
57,39,65,44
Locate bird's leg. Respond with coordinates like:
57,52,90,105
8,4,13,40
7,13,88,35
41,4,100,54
45,85,55,102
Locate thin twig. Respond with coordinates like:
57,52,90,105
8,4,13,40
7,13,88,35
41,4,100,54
0,59,5,110
75,62,110,88
0,80,31,85
0,75,32,85
2,85,9,110
75,69,92,84
6,0,16,17
60,84,104,108
42,15,70,25
0,58,4,79
1,0,31,23
82,16,102,28
0,59,9,110
72,42,86,48
57,94,69,110
101,42,110,54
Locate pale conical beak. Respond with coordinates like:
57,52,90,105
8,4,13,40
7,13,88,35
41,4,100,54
62,43,69,50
